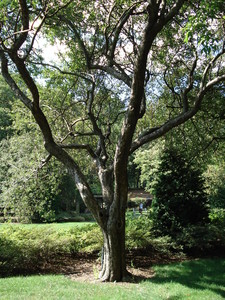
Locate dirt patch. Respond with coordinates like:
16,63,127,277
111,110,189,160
1,250,189,282
37,250,187,284
39,253,99,277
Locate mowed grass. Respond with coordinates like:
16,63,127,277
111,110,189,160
0,259,224,300
0,222,91,231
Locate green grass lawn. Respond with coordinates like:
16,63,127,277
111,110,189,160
0,259,224,300
0,221,91,231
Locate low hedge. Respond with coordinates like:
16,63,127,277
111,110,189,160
0,223,102,275
1,216,224,275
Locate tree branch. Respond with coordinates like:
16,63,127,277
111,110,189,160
37,154,52,171
30,61,94,83
87,80,108,164
13,0,29,51
91,64,132,87
182,55,197,112
24,14,47,60
199,50,225,93
59,143,97,159
108,3,138,64
130,73,225,154
60,17,91,68
0,51,33,109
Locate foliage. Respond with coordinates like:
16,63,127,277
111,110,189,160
55,211,85,223
128,155,141,189
127,197,146,209
70,224,103,253
205,153,225,209
126,214,152,249
151,148,209,237
209,208,225,229
56,174,80,213
1,215,225,276
125,214,183,256
0,130,84,222
0,226,70,273
175,224,225,255
0,223,101,274
183,0,224,55
134,141,163,192
0,134,61,222
163,87,225,168
0,217,184,275
0,76,14,141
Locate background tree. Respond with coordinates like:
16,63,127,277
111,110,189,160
0,78,85,222
1,0,224,281
0,76,14,141
205,153,225,210
0,131,74,223
151,148,209,237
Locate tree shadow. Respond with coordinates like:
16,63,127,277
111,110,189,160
145,258,225,298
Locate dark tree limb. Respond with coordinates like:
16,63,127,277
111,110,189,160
0,51,33,109
0,0,107,228
130,72,225,153
59,143,97,159
181,55,197,112
30,61,94,83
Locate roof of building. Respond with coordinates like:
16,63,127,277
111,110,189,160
128,189,152,200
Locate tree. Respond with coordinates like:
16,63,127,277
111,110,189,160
0,132,59,222
204,146,225,209
134,87,225,192
151,148,209,237
1,0,224,281
0,76,14,141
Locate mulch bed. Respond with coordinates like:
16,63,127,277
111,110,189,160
26,250,188,283
2,249,223,283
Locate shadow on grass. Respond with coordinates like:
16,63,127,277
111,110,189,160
147,258,225,299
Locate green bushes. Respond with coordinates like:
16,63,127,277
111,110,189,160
0,224,101,275
70,225,103,253
0,218,185,276
209,208,225,228
126,215,152,249
151,148,209,237
175,224,225,255
55,211,86,223
125,214,183,256
1,213,224,276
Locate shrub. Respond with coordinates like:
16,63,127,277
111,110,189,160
209,208,225,228
0,218,186,276
54,210,84,222
0,226,41,273
151,148,209,237
0,224,102,275
175,224,225,255
71,224,102,252
0,217,5,223
125,214,183,256
126,214,152,249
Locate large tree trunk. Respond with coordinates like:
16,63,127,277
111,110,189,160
99,209,127,282
97,167,128,282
